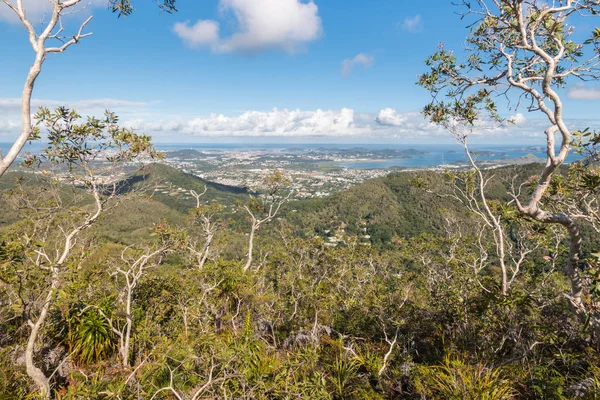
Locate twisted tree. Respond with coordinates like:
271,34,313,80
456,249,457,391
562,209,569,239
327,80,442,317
418,0,600,335
98,223,185,368
1,107,160,397
0,0,176,177
242,170,292,272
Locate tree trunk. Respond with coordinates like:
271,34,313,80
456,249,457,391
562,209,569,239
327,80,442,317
523,210,600,336
558,216,600,338
0,52,43,177
495,228,508,296
25,279,56,399
244,224,256,272
199,234,213,270
122,290,133,368
562,217,584,305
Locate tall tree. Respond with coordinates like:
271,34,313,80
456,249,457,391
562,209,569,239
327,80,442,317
418,0,600,334
242,170,292,272
98,223,184,368
2,107,160,397
0,0,176,177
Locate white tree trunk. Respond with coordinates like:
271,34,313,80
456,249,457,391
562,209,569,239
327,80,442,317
199,234,213,270
122,288,133,368
244,224,256,272
24,276,57,399
0,0,91,177
0,53,43,176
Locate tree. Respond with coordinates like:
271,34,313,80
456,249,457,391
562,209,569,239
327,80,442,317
0,0,177,177
189,202,223,270
242,170,292,273
1,107,160,397
97,223,184,368
187,185,224,270
416,97,542,296
418,0,600,334
554,130,600,233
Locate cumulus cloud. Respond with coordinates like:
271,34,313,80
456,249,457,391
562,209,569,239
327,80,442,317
125,108,442,138
184,108,361,136
510,113,527,125
399,15,422,33
172,20,220,48
376,108,407,127
119,107,599,141
341,53,374,78
173,0,322,53
567,85,600,100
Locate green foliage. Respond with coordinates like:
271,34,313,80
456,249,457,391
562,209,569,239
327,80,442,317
573,128,600,165
124,163,248,213
262,168,291,196
27,106,161,174
109,0,177,17
0,349,29,399
286,164,549,248
69,309,117,365
327,356,361,399
418,45,503,133
2,159,600,398
415,354,516,400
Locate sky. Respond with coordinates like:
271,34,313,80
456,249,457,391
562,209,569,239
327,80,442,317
0,0,599,144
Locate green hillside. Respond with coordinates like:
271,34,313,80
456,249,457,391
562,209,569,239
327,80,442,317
3,161,600,399
285,163,547,247
105,162,564,249
120,163,249,212
0,163,563,250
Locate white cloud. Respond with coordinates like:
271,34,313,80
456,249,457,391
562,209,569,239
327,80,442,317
173,20,220,48
118,108,600,141
567,85,600,100
511,113,527,125
399,15,422,33
125,108,441,138
0,101,573,141
173,0,322,53
184,108,362,136
341,53,374,78
163,121,184,131
376,108,407,126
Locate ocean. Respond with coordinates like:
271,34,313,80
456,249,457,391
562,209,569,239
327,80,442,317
0,142,582,170
149,143,581,169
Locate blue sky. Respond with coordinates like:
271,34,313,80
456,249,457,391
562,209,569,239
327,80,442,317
0,0,599,144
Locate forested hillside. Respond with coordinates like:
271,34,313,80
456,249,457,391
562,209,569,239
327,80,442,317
2,156,600,399
286,164,556,245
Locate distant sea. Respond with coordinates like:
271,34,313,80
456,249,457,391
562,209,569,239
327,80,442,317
0,142,583,170
150,143,582,169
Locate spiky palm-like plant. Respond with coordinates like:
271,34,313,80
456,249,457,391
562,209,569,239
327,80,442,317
70,311,116,365
416,355,516,400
